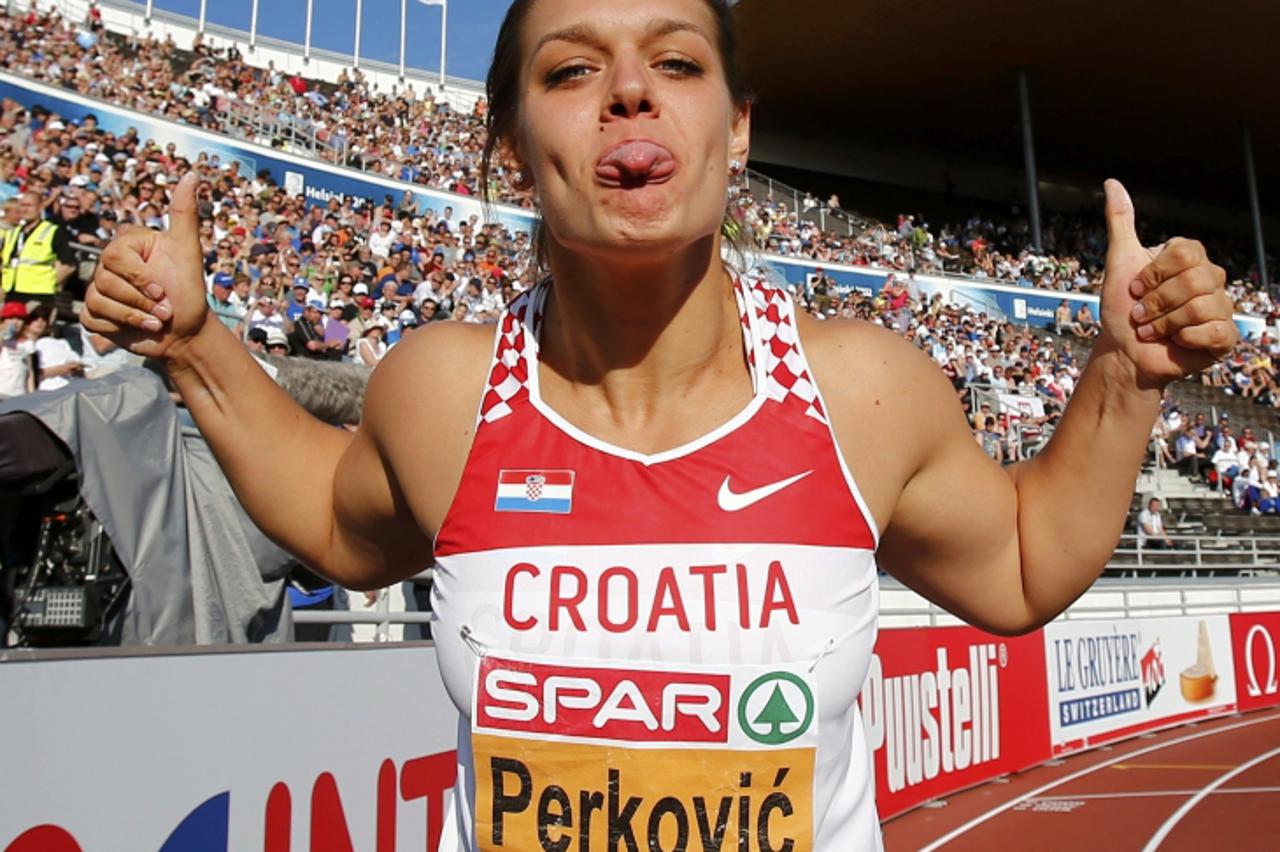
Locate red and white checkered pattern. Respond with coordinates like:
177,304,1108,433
477,284,547,424
743,276,828,424
477,275,824,425
525,475,545,501
732,274,758,377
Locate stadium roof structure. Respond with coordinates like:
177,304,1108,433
736,0,1278,237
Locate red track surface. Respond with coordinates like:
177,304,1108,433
883,709,1280,851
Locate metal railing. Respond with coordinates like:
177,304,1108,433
214,96,352,165
292,580,433,643
966,381,1058,461
881,576,1280,628
740,168,871,239
1106,532,1280,577
290,531,1280,641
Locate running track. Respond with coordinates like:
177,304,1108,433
883,709,1280,851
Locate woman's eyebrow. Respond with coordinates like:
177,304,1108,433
644,17,711,46
532,17,710,58
532,23,605,57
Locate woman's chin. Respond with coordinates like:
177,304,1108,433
573,222,714,264
606,207,718,253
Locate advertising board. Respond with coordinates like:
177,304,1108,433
860,625,1051,819
0,645,459,852
1230,611,1280,713
1043,615,1237,754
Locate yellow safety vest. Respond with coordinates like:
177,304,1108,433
1,220,59,296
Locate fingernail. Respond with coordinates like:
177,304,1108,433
145,284,164,301
151,300,172,321
1129,279,1145,299
141,316,162,333
1137,323,1156,340
1131,302,1146,322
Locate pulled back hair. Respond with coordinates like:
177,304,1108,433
479,0,754,270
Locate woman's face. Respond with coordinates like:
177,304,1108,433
510,0,749,263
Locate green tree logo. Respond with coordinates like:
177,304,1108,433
738,672,815,745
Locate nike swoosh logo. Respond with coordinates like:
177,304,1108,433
717,470,813,512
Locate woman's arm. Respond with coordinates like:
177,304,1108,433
818,182,1235,635
81,174,435,589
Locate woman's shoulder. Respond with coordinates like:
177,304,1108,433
797,311,970,447
363,320,495,410
796,310,941,390
358,320,498,529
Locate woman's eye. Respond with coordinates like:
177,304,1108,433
546,64,591,87
657,58,703,77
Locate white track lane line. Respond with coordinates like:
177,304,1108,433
917,711,1280,851
1031,786,1280,801
1140,744,1280,852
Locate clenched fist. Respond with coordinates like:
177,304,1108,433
1097,179,1238,388
79,172,211,360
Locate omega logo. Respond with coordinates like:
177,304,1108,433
1245,624,1279,698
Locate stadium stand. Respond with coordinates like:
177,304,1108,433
0,2,1277,576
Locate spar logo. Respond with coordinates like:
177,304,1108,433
860,644,1004,793
738,672,815,745
476,657,732,744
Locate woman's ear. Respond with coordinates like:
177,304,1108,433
728,101,751,173
499,140,533,192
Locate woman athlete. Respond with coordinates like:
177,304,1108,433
82,0,1237,847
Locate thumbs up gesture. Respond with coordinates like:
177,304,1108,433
1097,179,1238,387
80,172,211,360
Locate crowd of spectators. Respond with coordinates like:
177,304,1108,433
1150,399,1280,515
0,4,527,207
731,187,1276,319
791,270,1087,461
0,58,536,366
2,4,1274,315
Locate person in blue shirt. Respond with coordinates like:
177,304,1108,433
206,275,243,335
286,281,310,322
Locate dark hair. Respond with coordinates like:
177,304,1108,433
25,304,53,325
480,0,752,269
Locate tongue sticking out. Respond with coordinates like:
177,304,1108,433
595,141,677,185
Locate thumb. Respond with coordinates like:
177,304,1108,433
1104,178,1141,262
167,171,201,252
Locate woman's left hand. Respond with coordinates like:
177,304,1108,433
1097,179,1239,389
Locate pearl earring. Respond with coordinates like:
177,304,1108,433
729,160,743,175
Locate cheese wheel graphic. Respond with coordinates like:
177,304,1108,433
1181,621,1218,702
1180,662,1216,702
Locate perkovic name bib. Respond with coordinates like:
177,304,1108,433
472,653,819,851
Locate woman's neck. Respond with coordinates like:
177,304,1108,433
539,234,747,413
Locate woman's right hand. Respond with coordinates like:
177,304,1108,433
80,172,211,361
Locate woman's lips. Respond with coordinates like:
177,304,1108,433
594,140,677,187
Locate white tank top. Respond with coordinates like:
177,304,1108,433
432,274,884,850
